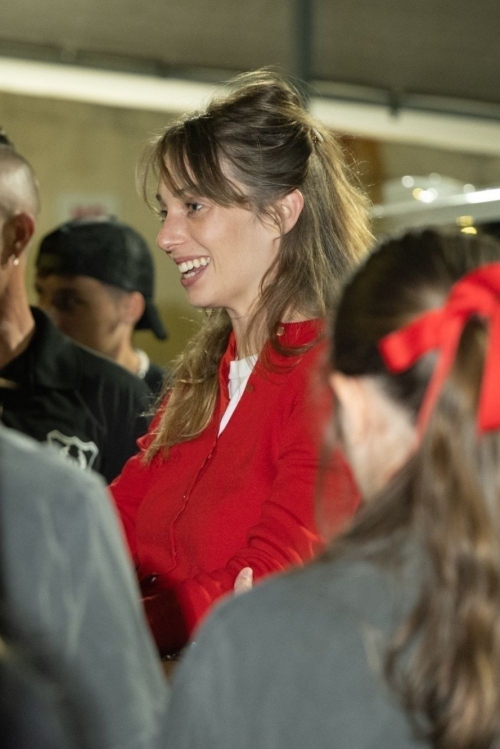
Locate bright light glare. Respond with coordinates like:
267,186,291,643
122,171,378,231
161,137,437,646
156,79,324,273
402,175,414,188
413,187,438,203
465,188,500,204
457,215,474,227
0,56,217,113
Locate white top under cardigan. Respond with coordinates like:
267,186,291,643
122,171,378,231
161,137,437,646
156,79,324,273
218,354,258,436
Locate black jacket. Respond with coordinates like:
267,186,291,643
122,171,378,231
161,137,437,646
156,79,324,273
0,308,150,483
143,360,166,398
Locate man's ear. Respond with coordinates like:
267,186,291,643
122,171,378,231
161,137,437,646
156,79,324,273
278,189,304,236
122,291,146,327
6,212,36,261
329,372,371,446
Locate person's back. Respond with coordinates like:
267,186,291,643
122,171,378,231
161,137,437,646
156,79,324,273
165,551,427,749
0,633,80,749
0,425,169,749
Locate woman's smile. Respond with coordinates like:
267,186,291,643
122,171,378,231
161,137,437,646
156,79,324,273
176,256,211,286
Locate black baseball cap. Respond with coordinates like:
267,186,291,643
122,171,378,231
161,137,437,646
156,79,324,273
0,128,14,147
36,217,167,340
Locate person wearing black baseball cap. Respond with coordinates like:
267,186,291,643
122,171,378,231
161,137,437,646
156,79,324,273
35,217,168,394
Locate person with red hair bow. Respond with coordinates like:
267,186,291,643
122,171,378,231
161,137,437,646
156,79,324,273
163,229,500,749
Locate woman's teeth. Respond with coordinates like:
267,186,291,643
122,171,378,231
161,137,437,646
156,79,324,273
178,258,210,274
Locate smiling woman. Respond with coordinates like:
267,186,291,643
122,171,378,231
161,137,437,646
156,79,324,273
109,69,373,658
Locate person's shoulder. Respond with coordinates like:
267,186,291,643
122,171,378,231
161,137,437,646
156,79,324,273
0,426,106,502
144,361,168,396
172,553,424,749
282,321,327,374
71,341,141,383
72,342,150,398
271,333,328,409
31,307,149,400
290,333,327,384
263,321,326,392
203,553,419,653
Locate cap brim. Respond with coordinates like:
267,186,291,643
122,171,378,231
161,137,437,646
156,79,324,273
137,301,168,340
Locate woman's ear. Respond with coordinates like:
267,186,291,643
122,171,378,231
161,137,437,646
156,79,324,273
330,371,419,498
278,189,304,235
329,372,370,446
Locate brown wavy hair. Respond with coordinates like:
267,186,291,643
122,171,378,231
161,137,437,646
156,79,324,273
141,69,372,458
328,228,500,748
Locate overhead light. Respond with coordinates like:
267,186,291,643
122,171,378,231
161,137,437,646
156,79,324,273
0,55,499,155
457,215,474,227
373,183,500,229
457,214,477,234
465,188,500,204
413,187,438,203
0,56,217,113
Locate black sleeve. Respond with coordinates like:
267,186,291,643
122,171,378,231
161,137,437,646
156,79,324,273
100,379,151,484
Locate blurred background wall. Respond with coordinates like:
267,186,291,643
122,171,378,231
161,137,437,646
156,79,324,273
1,0,499,366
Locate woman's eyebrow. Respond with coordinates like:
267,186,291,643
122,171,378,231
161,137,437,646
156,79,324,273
155,188,191,204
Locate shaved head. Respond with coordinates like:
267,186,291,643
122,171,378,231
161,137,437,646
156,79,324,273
0,143,40,218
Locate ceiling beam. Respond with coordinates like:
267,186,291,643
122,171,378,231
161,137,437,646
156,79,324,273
292,0,313,103
1,56,500,156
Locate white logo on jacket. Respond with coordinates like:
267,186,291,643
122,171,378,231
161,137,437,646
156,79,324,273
46,430,99,470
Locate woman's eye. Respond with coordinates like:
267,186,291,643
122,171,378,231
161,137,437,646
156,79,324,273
157,209,167,222
187,202,203,213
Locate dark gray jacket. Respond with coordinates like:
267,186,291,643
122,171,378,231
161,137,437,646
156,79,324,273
0,427,169,749
166,549,428,749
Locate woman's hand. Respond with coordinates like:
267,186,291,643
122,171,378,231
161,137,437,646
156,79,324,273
234,567,253,595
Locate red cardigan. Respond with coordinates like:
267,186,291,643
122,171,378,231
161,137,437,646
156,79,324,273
110,320,359,655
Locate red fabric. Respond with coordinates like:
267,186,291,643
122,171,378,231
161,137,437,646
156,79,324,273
110,320,359,655
217,330,237,420
379,263,500,435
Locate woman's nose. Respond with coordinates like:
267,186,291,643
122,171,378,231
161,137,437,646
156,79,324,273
156,212,186,253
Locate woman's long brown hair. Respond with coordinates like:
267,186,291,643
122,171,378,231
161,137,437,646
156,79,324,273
140,69,372,458
327,229,500,748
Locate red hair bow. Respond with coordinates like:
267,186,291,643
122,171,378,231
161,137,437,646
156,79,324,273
378,263,500,435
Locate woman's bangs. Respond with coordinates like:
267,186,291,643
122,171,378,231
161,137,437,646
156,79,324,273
157,137,203,197
158,126,245,206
